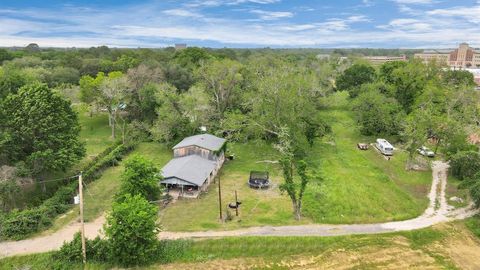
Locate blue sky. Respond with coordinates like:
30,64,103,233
0,0,479,48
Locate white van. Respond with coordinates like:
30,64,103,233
376,139,394,156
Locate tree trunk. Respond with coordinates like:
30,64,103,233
111,116,116,139
294,204,301,221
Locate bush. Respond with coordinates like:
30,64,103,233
470,182,480,208
56,232,109,263
105,194,160,266
450,151,480,180
117,155,162,202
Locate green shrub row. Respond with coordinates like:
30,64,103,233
55,232,191,266
0,142,136,240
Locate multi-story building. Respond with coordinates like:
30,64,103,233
363,55,407,65
415,43,480,69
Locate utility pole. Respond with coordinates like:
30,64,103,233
218,174,223,221
235,190,239,217
78,172,86,264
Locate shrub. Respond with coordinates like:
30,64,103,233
470,182,480,208
117,155,162,202
104,194,160,266
56,232,109,263
450,151,480,180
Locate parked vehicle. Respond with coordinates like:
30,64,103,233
375,139,394,156
357,143,369,150
417,146,435,157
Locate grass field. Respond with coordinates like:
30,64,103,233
3,221,480,270
48,95,434,232
157,105,433,230
303,109,432,223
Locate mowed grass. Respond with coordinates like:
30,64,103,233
303,109,431,223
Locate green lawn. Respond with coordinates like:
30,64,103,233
75,104,116,159
303,109,432,223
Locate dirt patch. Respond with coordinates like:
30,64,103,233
437,224,480,270
159,243,440,270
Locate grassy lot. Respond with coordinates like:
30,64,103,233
4,221,480,270
159,108,432,230
303,109,432,223
75,104,116,159
158,141,302,231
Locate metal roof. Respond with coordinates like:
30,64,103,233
173,134,226,151
160,155,216,187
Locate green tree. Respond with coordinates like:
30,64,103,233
450,151,480,180
79,72,105,110
277,132,317,220
379,61,407,85
352,89,405,136
174,47,213,68
119,155,162,202
0,49,13,64
390,61,427,113
151,83,196,144
0,83,85,175
97,72,128,139
104,194,159,266
442,70,475,89
0,68,34,99
196,59,244,119
336,63,376,97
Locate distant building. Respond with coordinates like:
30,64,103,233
363,55,407,64
175,43,187,50
415,43,480,69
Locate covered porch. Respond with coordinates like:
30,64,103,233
161,177,204,199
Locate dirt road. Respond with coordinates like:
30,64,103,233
0,161,477,258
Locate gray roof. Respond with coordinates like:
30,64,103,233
160,155,216,186
173,134,226,151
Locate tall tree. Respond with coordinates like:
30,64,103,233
336,63,376,97
277,130,317,220
0,83,85,175
98,72,128,139
196,59,244,119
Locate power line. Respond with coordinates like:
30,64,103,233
18,174,79,186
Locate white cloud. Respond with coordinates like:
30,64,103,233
163,9,204,18
392,0,433,4
427,5,480,24
250,9,293,20
0,1,478,48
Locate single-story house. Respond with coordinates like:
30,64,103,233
160,134,227,198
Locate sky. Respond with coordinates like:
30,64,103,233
0,0,479,48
